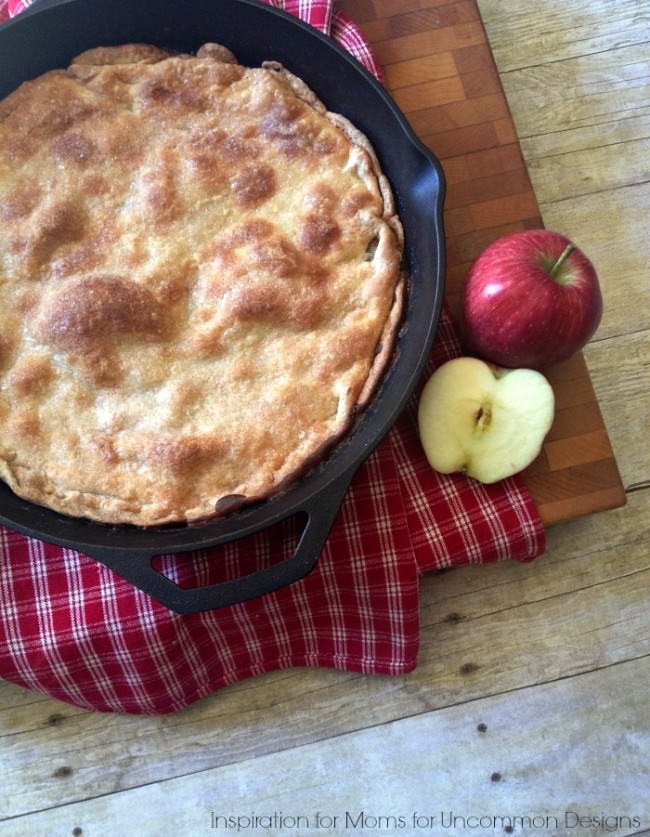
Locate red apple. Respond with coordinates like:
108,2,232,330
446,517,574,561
461,230,603,369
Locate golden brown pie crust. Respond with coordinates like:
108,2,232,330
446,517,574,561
0,43,405,526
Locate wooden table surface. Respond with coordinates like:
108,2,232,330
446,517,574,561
342,0,627,527
1,1,648,835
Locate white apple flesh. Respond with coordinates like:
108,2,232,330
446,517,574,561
418,357,555,484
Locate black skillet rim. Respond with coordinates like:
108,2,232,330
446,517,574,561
0,0,446,608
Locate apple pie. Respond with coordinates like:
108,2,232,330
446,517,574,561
0,43,404,526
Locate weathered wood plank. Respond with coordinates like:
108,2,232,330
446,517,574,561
539,182,650,342
477,0,650,71
521,112,650,159
583,330,650,490
1,489,647,819
503,54,650,141
527,138,650,204
0,2,646,832
2,659,648,836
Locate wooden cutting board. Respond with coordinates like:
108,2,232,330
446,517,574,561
337,0,626,525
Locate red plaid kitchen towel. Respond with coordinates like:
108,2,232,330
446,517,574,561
0,0,546,714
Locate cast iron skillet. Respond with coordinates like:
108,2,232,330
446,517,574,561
0,0,446,613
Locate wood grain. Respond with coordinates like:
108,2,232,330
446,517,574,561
1,494,647,818
1,660,647,836
1,1,648,832
339,0,627,524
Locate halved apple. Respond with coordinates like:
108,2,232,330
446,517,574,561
417,357,555,483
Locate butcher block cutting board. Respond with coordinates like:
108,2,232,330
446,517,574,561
337,0,626,525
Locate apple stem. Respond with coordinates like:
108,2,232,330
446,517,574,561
549,243,576,279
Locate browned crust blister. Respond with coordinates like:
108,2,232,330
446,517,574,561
0,43,404,526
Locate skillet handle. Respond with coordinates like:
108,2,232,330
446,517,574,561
82,472,355,614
